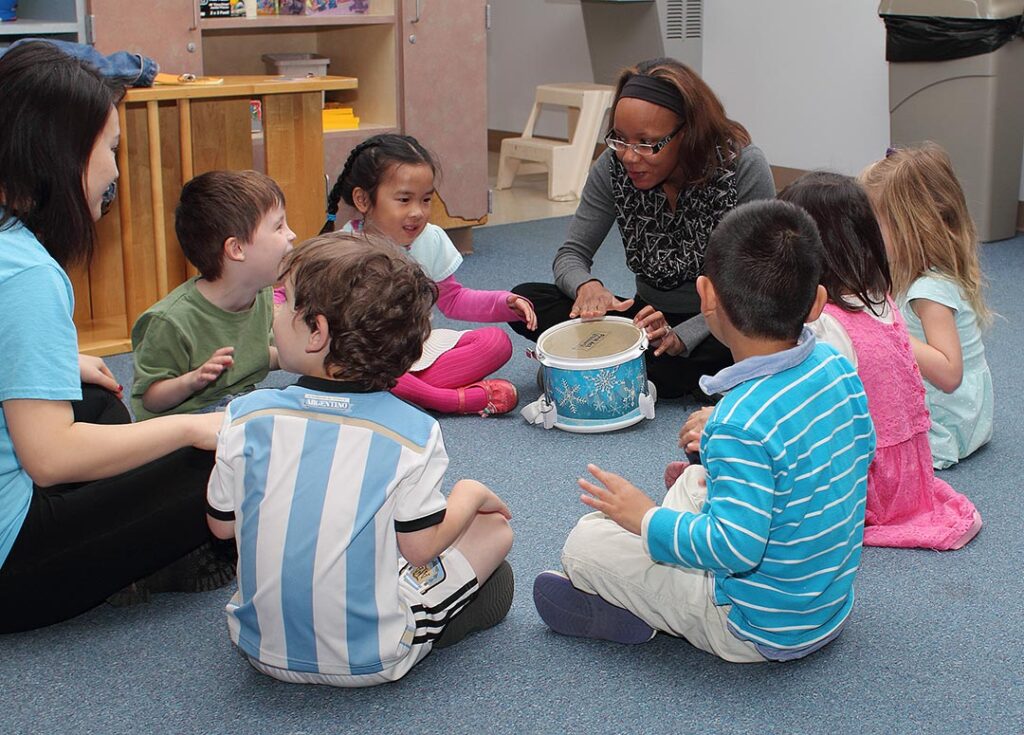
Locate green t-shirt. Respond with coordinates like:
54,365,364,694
130,277,274,420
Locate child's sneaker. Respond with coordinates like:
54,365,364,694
533,570,655,645
434,561,514,649
458,379,519,417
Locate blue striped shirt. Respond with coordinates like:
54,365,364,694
643,332,875,653
207,377,449,676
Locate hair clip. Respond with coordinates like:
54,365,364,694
326,213,337,222
885,147,897,158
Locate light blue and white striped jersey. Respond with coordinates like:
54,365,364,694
644,332,875,653
207,377,449,677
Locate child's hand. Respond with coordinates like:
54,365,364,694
78,353,122,398
190,346,235,391
458,478,513,520
508,295,537,331
578,463,656,536
633,306,685,356
479,489,512,520
678,406,713,453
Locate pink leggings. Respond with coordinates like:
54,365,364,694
391,327,513,413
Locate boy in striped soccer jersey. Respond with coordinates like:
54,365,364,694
534,200,876,662
206,234,514,686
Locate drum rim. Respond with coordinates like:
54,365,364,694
536,316,647,370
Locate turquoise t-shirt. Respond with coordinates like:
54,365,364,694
0,218,82,569
341,220,462,282
899,271,994,468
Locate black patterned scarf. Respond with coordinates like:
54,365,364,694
610,151,739,291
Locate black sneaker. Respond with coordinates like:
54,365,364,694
433,561,514,649
143,539,237,593
106,540,236,607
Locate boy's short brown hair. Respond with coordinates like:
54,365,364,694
175,170,285,280
279,233,437,389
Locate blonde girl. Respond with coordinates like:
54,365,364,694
861,143,993,469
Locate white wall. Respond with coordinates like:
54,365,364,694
487,0,595,137
703,0,890,177
488,0,1024,198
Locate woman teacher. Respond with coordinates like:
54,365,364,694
511,57,775,400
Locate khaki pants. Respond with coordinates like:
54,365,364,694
561,465,765,663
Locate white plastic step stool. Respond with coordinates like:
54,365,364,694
496,82,615,202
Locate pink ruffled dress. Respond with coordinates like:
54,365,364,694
825,299,981,550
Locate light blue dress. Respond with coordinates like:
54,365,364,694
899,272,993,469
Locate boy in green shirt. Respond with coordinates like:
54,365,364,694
130,170,296,419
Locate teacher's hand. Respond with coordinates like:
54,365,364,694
570,280,634,320
633,306,686,357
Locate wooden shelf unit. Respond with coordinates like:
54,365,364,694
71,76,357,356
74,0,488,355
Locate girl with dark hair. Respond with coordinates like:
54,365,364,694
0,42,225,632
510,58,776,401
322,133,536,416
779,172,981,550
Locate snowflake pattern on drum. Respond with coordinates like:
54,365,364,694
610,149,738,291
548,360,647,420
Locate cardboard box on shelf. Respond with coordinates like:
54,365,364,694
199,0,232,18
279,0,369,15
323,106,359,131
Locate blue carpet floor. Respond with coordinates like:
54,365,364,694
3,216,1023,735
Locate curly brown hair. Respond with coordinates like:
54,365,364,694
278,233,437,389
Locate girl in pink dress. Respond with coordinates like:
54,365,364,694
779,172,980,550
317,134,536,416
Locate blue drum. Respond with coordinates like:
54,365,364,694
533,316,656,433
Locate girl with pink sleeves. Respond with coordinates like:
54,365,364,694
319,133,535,416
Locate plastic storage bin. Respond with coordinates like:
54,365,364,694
880,0,1024,241
262,52,330,78
263,53,331,106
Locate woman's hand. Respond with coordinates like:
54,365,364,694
678,406,713,453
79,353,122,398
633,306,686,357
507,295,537,331
570,280,634,320
188,411,223,451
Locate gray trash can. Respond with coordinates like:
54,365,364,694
880,0,1024,241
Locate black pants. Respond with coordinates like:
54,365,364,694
510,283,732,400
0,385,215,633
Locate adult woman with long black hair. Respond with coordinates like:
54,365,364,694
0,42,223,632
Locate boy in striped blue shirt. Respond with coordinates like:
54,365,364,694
535,200,875,662
206,234,514,686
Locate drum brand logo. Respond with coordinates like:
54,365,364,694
577,331,609,352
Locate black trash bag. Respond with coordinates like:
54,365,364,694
882,14,1024,62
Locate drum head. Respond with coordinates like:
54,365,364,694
539,318,642,361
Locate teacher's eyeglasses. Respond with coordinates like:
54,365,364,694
604,124,684,157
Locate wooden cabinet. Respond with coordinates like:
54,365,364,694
73,0,489,355
401,0,489,226
84,0,489,222
89,0,203,75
